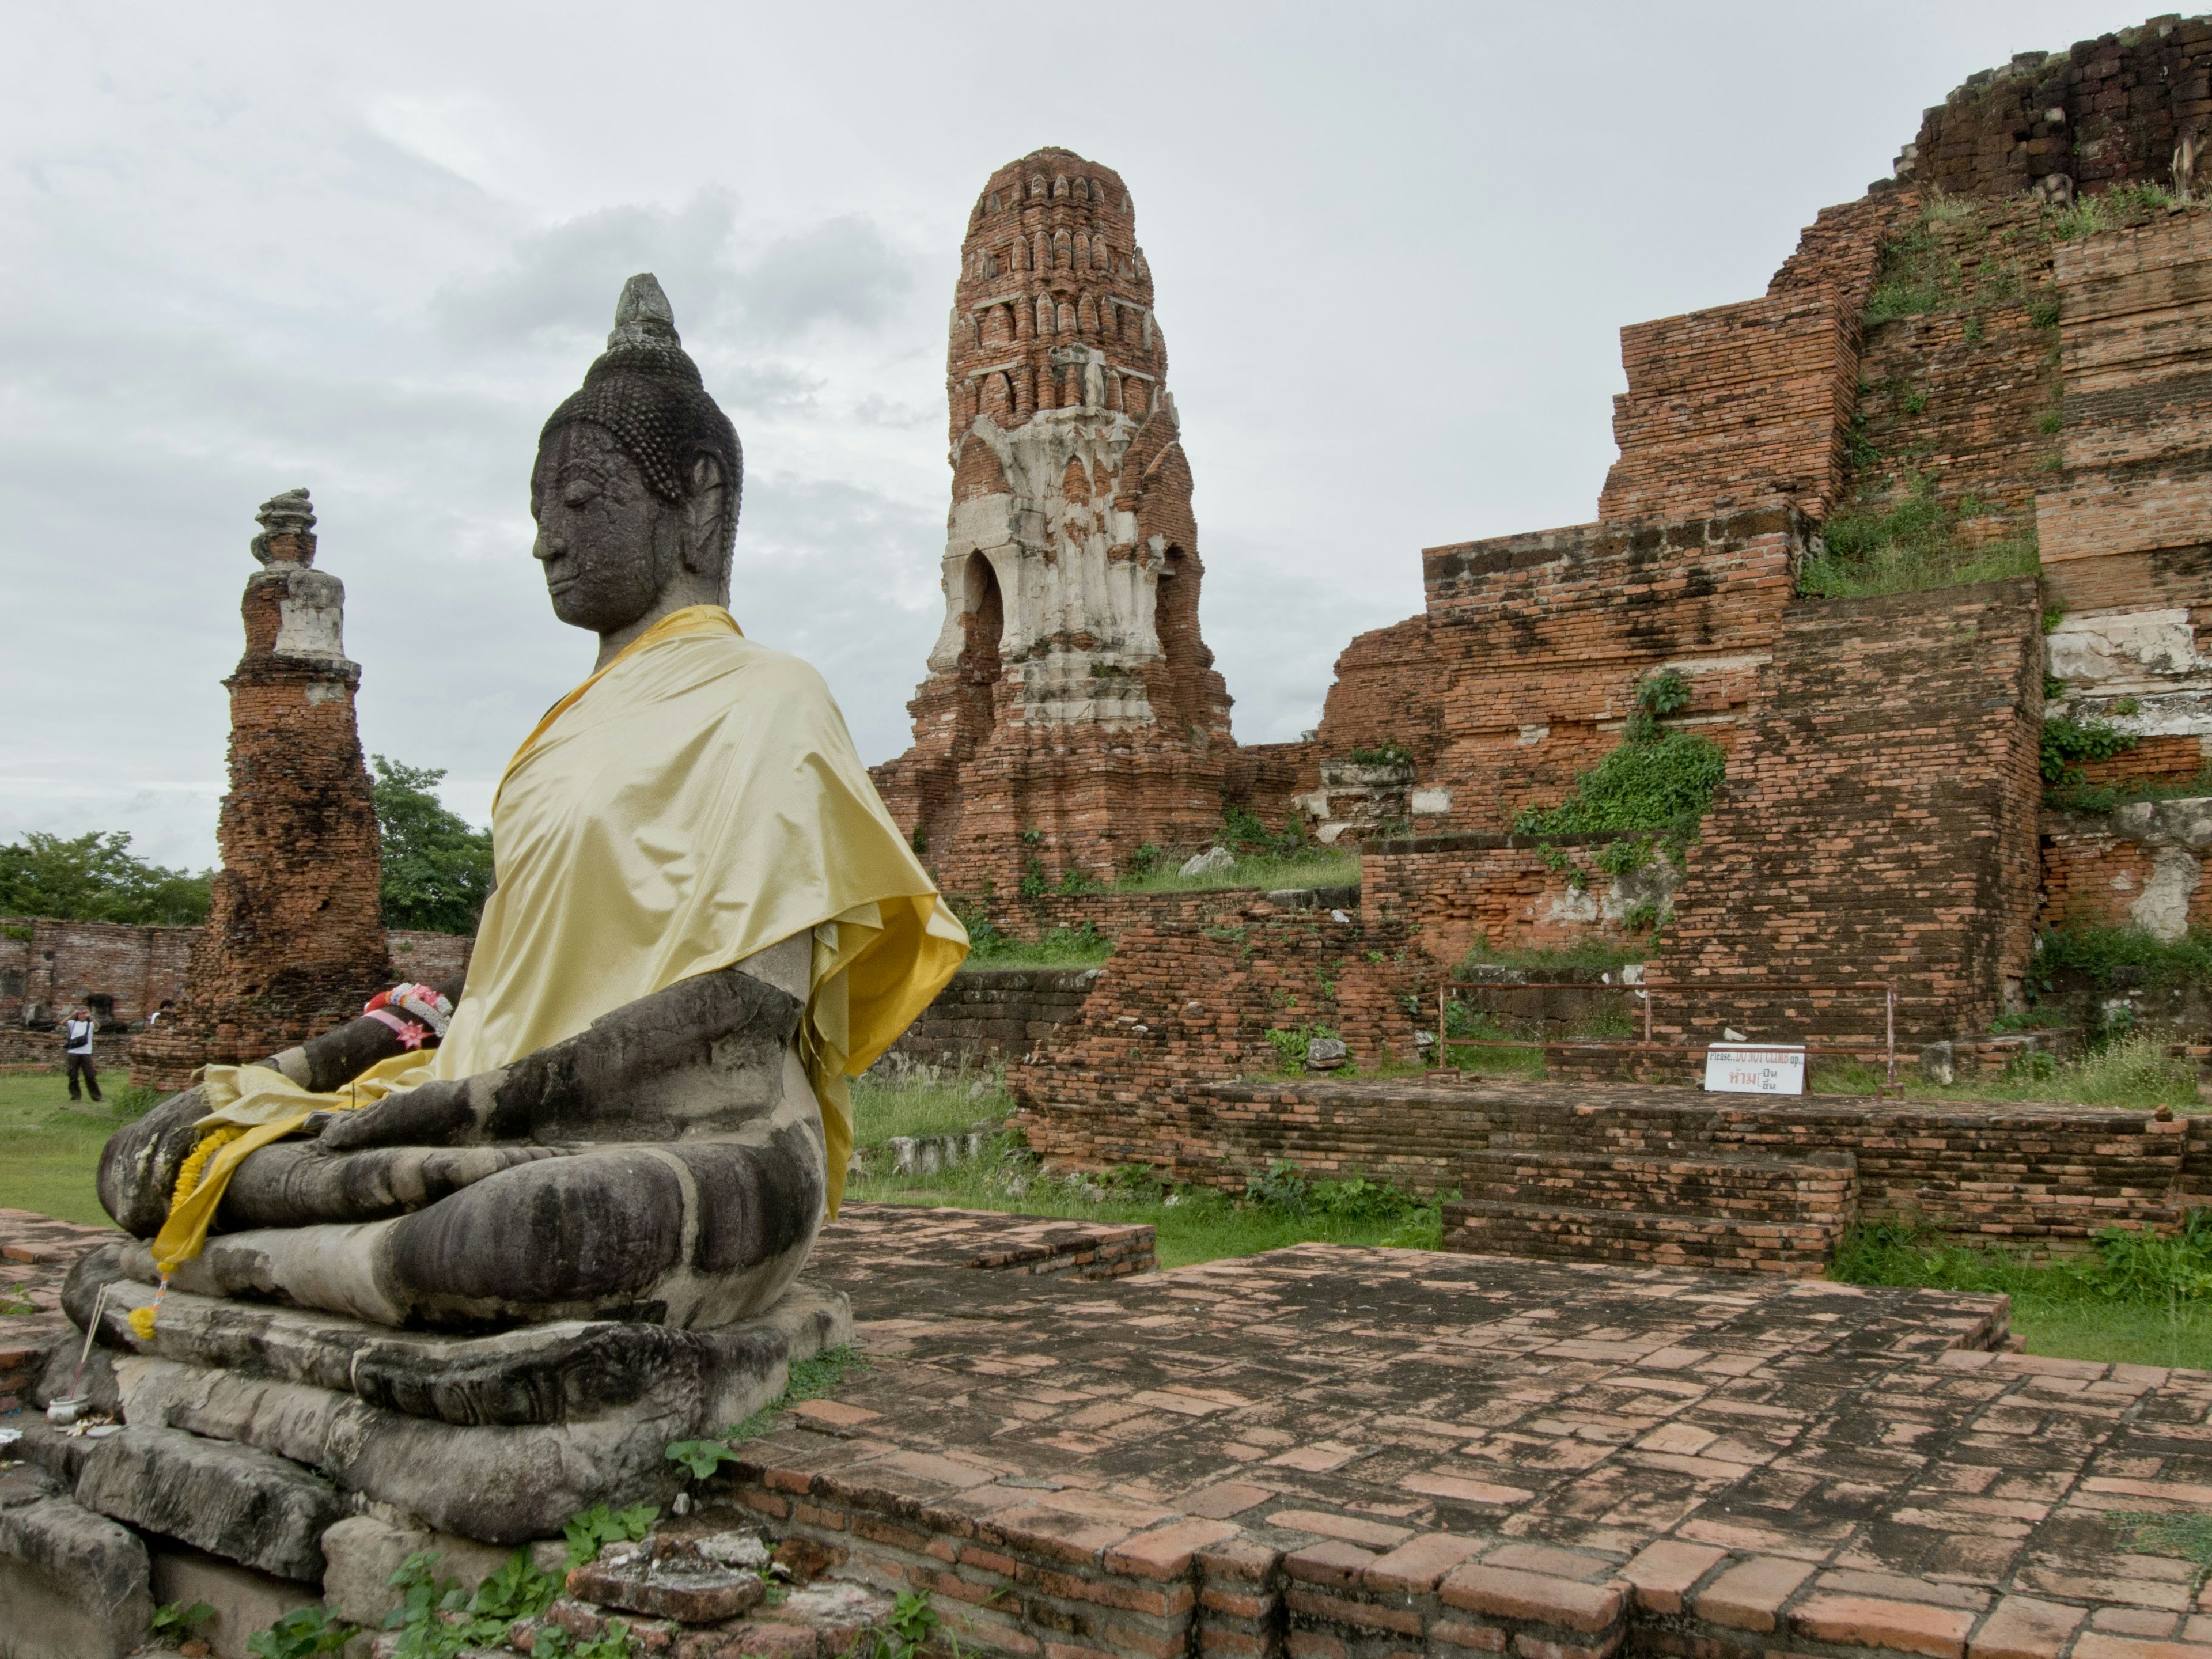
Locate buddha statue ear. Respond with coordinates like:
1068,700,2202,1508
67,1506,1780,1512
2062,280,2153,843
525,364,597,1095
681,452,730,586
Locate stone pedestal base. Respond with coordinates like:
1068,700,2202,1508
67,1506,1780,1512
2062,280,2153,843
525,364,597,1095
0,1249,850,1657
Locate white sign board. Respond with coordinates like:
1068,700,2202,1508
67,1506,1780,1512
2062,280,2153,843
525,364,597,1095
1703,1046,1806,1095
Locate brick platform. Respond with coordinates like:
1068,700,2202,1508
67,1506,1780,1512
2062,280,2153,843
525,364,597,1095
703,1234,2212,1659
1022,1075,2210,1262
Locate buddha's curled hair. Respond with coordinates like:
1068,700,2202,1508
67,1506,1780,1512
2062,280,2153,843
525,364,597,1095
542,274,743,556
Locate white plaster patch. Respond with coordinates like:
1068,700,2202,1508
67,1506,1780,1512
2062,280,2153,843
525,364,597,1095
1517,724,1550,746
2047,608,2205,691
2130,844,2202,942
1546,885,1600,925
1410,788,1452,815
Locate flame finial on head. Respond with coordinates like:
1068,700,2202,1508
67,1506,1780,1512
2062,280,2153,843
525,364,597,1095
608,272,678,348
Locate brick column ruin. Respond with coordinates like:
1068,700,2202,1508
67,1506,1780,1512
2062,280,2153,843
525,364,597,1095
872,149,1279,897
131,490,391,1091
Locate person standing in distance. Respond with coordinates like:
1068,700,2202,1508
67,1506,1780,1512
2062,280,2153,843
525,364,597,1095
63,1006,102,1104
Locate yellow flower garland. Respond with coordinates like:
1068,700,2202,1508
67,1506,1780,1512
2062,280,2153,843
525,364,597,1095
126,1126,247,1339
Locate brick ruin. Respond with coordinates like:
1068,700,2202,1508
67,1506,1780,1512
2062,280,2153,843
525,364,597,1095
130,490,393,1092
870,149,1300,896
926,17,2212,1261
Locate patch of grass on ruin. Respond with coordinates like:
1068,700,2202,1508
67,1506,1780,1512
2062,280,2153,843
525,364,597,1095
1831,1216,2212,1370
1863,194,1974,321
964,921,1116,970
1798,477,2041,599
0,1071,146,1226
2045,770,2212,817
1809,1033,2199,1113
1111,847,1359,895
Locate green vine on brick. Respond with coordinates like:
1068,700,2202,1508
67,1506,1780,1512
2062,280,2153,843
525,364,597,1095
2041,713,2138,807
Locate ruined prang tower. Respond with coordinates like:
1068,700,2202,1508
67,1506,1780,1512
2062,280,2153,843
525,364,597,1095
132,490,391,1090
872,148,1257,896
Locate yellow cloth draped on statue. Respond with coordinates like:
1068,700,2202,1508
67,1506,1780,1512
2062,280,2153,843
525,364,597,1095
148,605,967,1279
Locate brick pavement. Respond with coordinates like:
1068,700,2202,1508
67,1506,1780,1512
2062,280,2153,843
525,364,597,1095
0,1207,117,1412
715,1233,2212,1659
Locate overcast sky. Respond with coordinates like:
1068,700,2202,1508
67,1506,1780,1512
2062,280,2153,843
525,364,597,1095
0,1,2142,870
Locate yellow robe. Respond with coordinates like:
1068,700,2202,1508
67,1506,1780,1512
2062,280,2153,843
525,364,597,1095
153,605,964,1275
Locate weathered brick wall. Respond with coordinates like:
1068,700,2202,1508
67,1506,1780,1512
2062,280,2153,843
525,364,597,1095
1009,903,1444,1169
1358,834,1656,965
1914,19,2212,200
1767,191,1921,317
1037,1074,2207,1251
1,919,470,1033
0,918,192,1027
1310,507,1803,834
1839,194,2061,565
1652,578,2046,1041
2035,215,2212,681
132,502,392,1092
382,929,474,990
888,967,1101,1067
1598,295,1861,524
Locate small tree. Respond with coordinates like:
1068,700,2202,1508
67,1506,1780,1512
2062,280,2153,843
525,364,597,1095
0,831,211,925
370,757,494,935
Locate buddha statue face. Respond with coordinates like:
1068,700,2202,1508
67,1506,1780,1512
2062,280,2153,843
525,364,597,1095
531,422,698,635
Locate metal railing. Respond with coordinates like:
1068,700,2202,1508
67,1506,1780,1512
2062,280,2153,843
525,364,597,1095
1427,978,1900,1094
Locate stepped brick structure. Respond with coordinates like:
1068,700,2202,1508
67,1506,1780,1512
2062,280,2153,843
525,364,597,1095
1649,579,2046,1043
870,149,1291,897
131,490,391,1091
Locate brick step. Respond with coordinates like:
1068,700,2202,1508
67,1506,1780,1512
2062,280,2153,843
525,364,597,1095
1460,1148,1853,1222
1440,1199,1839,1277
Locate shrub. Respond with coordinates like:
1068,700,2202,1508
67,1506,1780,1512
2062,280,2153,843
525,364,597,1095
1512,731,1725,839
2033,926,2212,997
1347,742,1413,767
2041,713,2138,799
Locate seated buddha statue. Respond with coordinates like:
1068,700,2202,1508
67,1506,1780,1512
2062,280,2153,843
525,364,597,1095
97,274,967,1331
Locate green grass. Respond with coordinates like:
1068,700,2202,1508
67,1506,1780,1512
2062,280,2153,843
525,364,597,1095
965,923,1116,970
1799,479,2041,600
1831,1217,2212,1370
851,1064,1009,1147
848,1069,1441,1266
1809,1033,2199,1112
2046,770,2212,817
1108,847,1359,895
0,1071,143,1226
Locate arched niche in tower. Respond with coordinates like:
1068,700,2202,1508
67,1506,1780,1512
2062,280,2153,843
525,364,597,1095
949,550,1006,757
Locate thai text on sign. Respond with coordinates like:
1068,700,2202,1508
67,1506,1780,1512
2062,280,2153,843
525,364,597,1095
1703,1046,1805,1095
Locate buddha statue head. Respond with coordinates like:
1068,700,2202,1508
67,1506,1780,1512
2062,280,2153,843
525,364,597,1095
532,274,744,647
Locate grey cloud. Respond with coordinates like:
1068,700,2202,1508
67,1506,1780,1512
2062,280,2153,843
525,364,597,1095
852,394,933,429
730,216,915,339
430,190,746,347
431,199,919,354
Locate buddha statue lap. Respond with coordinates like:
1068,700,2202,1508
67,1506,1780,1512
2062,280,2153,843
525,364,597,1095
93,274,967,1336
